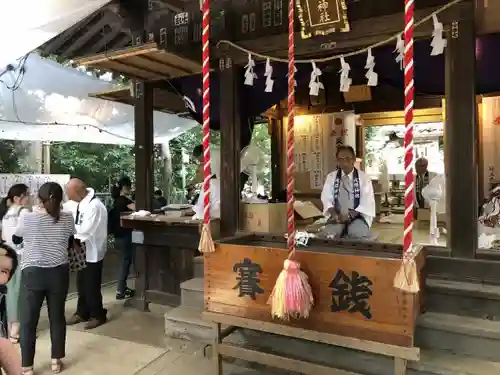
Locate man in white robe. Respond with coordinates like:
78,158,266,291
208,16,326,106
193,177,221,220
190,145,221,220
415,157,437,210
320,145,376,239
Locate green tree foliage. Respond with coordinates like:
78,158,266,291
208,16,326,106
169,123,271,201
50,143,135,192
1,123,271,203
0,140,30,172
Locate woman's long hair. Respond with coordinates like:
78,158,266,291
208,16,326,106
110,176,132,200
0,184,28,220
38,182,63,222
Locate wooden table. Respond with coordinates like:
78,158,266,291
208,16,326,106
120,215,219,310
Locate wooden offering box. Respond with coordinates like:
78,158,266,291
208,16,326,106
204,234,426,347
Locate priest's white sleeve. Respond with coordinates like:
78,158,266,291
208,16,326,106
193,179,221,219
355,172,376,227
321,172,335,216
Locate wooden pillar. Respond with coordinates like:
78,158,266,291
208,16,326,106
270,108,284,198
444,3,477,258
219,57,242,237
134,81,154,211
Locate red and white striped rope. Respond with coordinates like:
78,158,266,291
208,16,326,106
202,0,211,225
286,0,296,254
403,0,415,259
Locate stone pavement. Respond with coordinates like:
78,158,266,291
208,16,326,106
29,283,262,375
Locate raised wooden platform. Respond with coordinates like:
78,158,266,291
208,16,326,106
89,88,187,114
73,42,201,80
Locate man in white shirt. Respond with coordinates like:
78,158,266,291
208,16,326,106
320,145,376,239
65,178,108,329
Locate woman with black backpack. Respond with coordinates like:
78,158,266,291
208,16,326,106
109,177,136,300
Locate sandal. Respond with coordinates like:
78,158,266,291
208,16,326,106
9,335,19,344
22,367,34,375
51,359,63,374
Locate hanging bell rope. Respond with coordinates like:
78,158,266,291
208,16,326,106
268,0,313,320
198,0,215,253
393,0,422,292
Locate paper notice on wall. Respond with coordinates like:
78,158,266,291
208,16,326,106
311,151,323,170
296,134,309,153
311,134,322,152
311,116,321,135
310,170,323,189
297,153,310,172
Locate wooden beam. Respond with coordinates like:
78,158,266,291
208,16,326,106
219,57,242,237
40,9,100,56
90,26,122,54
152,1,186,14
59,14,114,61
109,34,132,50
217,2,469,64
218,344,361,375
270,108,284,198
444,1,477,258
203,311,420,361
134,81,155,212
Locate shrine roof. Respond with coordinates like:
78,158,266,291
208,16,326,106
38,0,456,64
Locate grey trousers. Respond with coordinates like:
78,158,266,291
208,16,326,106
323,219,372,239
20,264,69,367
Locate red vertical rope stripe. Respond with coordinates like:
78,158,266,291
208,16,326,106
403,0,415,258
286,0,296,254
202,0,211,225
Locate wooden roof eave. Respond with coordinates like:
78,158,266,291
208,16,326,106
73,42,202,81
217,1,471,65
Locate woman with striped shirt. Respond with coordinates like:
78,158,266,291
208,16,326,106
14,182,75,375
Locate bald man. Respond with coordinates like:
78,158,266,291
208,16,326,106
65,179,108,329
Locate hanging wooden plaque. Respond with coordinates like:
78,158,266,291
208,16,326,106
295,0,350,39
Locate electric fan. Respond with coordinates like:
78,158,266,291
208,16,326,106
240,145,268,195
422,174,446,245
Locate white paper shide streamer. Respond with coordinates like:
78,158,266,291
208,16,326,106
264,58,274,92
364,48,378,87
430,14,447,56
183,96,196,113
394,34,404,69
339,56,352,93
244,53,257,86
284,231,312,247
309,61,324,96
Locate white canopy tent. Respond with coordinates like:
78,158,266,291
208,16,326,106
0,0,198,145
0,0,111,67
0,53,197,145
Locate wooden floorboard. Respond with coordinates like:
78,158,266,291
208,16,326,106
373,217,446,246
